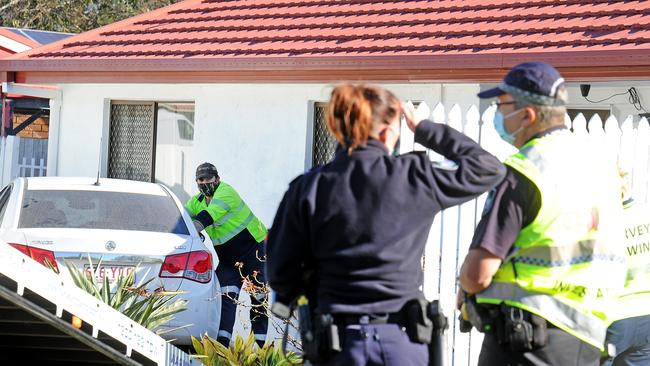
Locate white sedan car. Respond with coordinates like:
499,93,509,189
0,177,220,345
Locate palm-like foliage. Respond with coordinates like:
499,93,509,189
65,258,187,333
192,332,301,366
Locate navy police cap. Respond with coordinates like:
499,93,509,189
477,62,566,106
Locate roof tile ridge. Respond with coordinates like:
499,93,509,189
134,7,650,26
144,8,467,22
31,36,650,59
63,23,650,48
103,15,648,36
5,0,203,60
170,0,348,13
168,0,637,15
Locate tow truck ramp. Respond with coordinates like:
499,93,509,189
0,243,201,365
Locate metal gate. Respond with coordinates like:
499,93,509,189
17,137,48,177
108,102,156,182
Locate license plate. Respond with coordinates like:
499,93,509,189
83,264,135,284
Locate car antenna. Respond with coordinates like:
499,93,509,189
94,136,102,186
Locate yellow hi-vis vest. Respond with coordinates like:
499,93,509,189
476,130,626,350
612,200,650,320
185,182,267,246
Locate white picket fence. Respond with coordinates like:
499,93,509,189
0,136,48,186
399,103,650,366
18,157,47,177
17,137,48,178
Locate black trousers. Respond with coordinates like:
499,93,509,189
478,325,600,366
215,236,268,348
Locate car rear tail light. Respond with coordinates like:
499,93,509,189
160,253,186,275
186,251,212,283
8,243,29,256
8,243,60,273
159,250,212,283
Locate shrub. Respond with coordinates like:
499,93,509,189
192,332,302,366
65,258,187,333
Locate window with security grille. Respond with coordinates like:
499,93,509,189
310,101,406,166
108,102,195,200
108,103,155,182
312,102,337,167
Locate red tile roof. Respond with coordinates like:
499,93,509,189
0,27,73,57
2,0,650,82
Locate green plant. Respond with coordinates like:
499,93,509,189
65,258,187,333
191,332,302,366
230,259,301,352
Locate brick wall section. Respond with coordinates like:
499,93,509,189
12,113,49,139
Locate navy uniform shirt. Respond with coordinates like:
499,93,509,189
468,168,540,259
266,120,506,314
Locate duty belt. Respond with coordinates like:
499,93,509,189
332,313,405,327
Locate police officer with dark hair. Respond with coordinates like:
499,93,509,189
186,162,269,347
266,84,505,365
458,62,626,366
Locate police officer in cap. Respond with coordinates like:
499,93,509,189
186,162,269,347
458,62,626,365
266,84,505,365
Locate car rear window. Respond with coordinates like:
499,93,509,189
19,190,189,234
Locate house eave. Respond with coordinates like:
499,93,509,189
2,49,650,84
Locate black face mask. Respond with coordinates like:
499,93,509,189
198,182,218,197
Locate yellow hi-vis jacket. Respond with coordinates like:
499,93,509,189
186,181,267,246
611,200,650,320
476,130,626,350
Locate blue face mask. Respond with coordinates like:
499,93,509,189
493,109,524,145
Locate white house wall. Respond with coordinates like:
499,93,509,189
479,82,650,124
53,83,480,226
564,83,650,124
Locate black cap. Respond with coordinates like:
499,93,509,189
477,62,566,105
196,162,218,180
